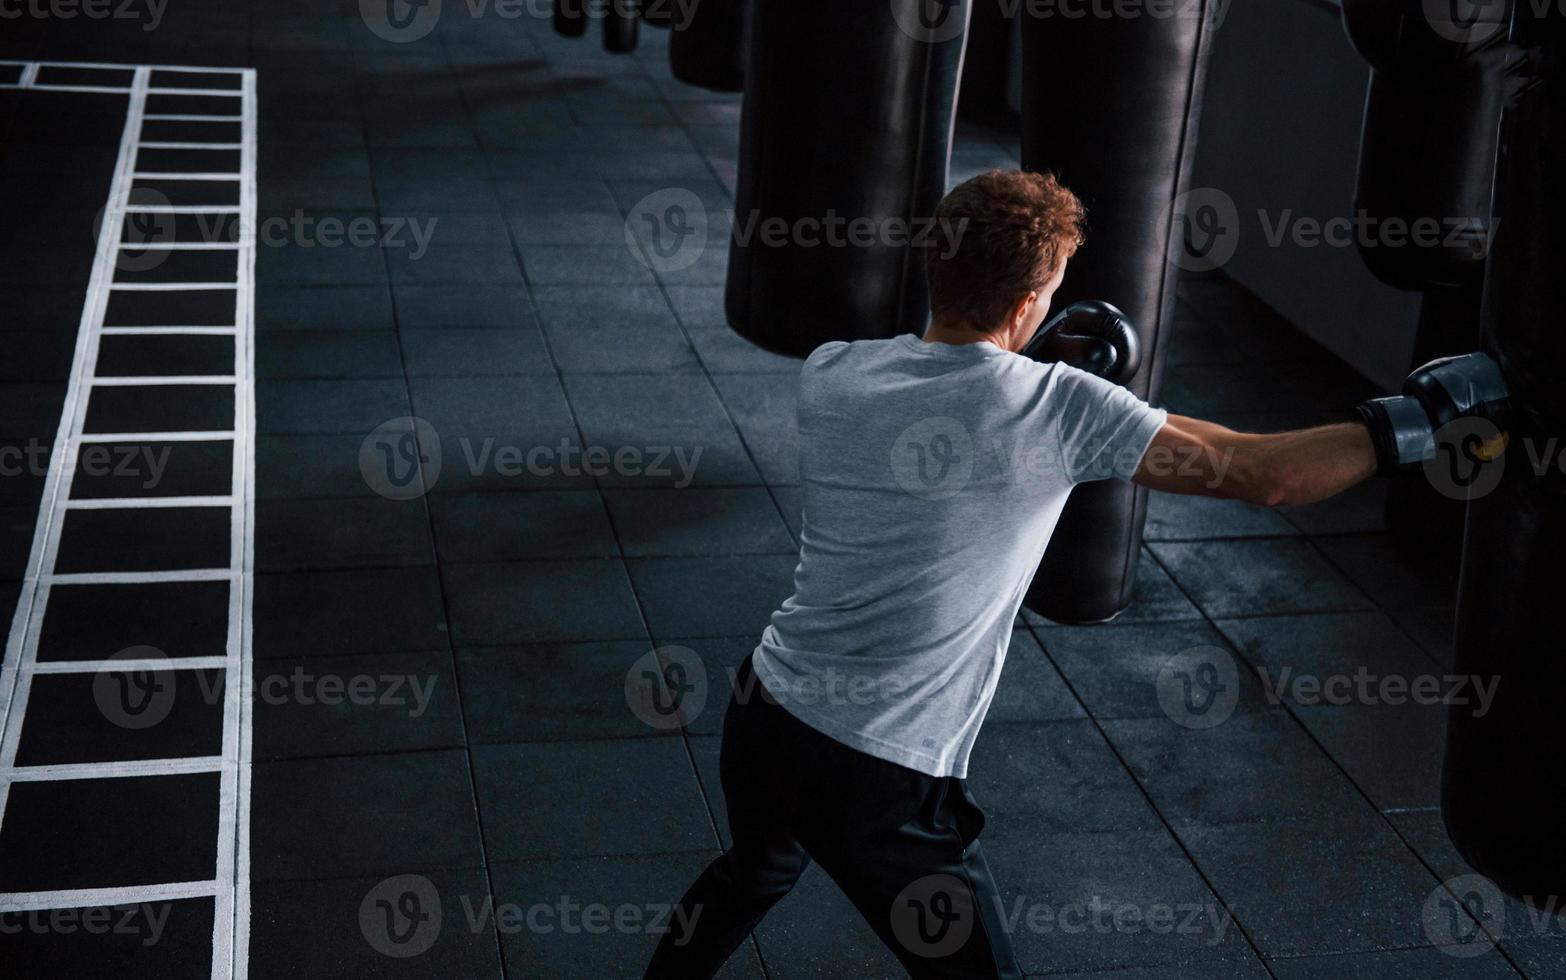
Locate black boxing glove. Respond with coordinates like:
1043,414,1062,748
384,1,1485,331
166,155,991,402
1355,352,1510,476
1022,300,1142,384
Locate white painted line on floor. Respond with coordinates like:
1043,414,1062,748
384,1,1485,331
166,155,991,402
125,205,242,214
65,496,237,510
30,656,230,674
122,242,242,251
0,880,221,913
139,142,245,150
132,173,241,181
144,113,243,122
90,375,239,386
146,87,243,97
43,568,237,585
0,59,256,979
110,282,239,291
78,430,237,442
101,326,238,335
3,757,226,783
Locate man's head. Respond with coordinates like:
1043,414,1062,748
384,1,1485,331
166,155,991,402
927,170,1085,351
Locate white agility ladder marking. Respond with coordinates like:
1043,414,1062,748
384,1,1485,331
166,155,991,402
0,61,255,980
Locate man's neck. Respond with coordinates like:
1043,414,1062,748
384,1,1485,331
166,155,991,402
922,317,1010,351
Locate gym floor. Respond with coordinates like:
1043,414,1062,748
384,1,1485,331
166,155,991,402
0,5,1557,979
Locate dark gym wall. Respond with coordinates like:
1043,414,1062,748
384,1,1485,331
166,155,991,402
1188,0,1422,390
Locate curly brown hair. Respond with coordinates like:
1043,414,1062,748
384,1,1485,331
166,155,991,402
927,170,1086,331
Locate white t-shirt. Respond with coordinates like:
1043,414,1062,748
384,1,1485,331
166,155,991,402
751,334,1167,778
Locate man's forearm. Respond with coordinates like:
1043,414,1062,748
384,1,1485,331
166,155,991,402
1231,422,1379,506
1139,414,1377,506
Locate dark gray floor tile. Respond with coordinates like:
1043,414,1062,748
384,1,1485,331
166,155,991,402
399,326,554,377
1215,610,1444,688
256,432,388,499
1280,477,1390,535
0,773,219,891
392,284,535,329
1102,709,1373,828
769,485,803,543
409,376,589,491
626,555,796,638
251,750,485,881
254,565,449,659
603,488,795,557
1144,492,1298,541
429,490,618,562
471,738,712,860
384,243,524,285
441,559,645,645
251,650,464,761
256,378,410,435
1292,702,1447,812
531,285,677,331
988,628,1088,725
1313,532,1459,614
1390,809,1566,976
968,719,1162,836
250,868,504,979
456,640,661,742
564,375,761,487
1177,811,1438,958
257,284,395,331
709,373,800,486
490,853,765,979
653,636,754,735
544,319,703,375
1149,539,1375,619
1268,946,1522,979
1035,620,1270,722
983,830,1253,976
505,208,628,245
752,863,907,980
255,495,433,571
376,176,501,212
255,328,405,379
520,245,657,285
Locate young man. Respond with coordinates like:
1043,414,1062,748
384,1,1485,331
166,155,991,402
645,170,1501,978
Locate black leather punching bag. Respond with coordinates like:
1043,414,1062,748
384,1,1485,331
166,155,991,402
1443,3,1566,905
1343,0,1510,559
726,0,971,354
1018,4,1216,623
669,0,748,91
554,0,590,38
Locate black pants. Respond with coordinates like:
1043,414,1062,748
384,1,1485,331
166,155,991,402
646,656,1023,978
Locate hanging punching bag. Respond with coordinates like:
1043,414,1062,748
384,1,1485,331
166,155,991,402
1443,3,1566,905
725,0,972,355
1342,0,1511,560
1018,2,1216,622
668,0,748,91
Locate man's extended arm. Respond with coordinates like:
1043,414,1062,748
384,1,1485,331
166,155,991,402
1132,416,1376,507
1132,352,1510,508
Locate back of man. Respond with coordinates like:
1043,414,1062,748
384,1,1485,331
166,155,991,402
754,334,1166,779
